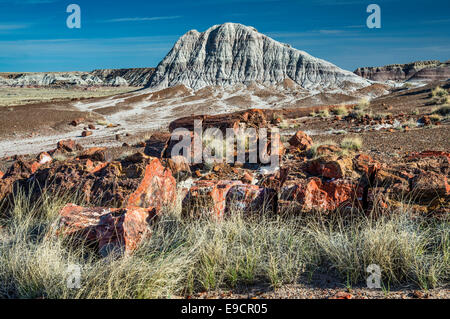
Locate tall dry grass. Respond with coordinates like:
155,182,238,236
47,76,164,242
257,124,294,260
0,189,448,299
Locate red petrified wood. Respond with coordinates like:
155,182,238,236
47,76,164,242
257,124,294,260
288,131,313,151
182,180,243,218
57,204,157,256
126,158,177,211
281,177,362,213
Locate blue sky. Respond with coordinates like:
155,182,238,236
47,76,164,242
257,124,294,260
0,0,449,72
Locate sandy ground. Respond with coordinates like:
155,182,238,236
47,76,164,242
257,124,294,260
0,80,448,160
0,86,137,107
0,82,390,158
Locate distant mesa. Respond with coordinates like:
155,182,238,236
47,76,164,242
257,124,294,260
0,68,155,88
354,60,450,82
146,23,370,90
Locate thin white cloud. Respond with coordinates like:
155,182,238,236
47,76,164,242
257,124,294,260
421,18,450,25
0,0,58,3
319,30,344,34
0,24,29,30
104,16,182,23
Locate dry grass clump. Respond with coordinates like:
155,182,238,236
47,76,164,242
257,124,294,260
431,87,449,105
347,98,373,119
308,140,338,158
340,137,363,151
0,189,448,298
355,98,370,110
432,105,450,120
331,105,349,116
310,109,331,118
429,114,442,123
317,109,330,118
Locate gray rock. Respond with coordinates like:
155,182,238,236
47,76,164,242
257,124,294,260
0,68,155,88
148,23,370,90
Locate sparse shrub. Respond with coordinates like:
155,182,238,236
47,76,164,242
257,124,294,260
340,137,363,151
272,112,284,121
429,114,442,123
349,109,372,120
433,105,450,117
278,120,290,129
355,98,370,110
431,87,449,105
317,109,330,118
331,105,348,116
96,120,108,126
308,140,338,158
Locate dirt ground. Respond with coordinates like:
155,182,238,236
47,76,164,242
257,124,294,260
187,276,450,299
0,86,137,107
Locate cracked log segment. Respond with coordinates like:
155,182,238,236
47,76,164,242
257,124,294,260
56,204,158,256
0,150,177,212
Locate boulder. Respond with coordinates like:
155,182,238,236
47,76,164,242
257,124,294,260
305,156,353,179
241,172,254,184
410,171,450,202
182,180,243,218
125,157,177,211
0,158,47,203
288,131,313,150
419,116,431,126
0,178,14,203
37,152,52,165
30,155,176,209
77,147,107,162
225,184,277,215
408,150,450,162
353,154,381,181
56,204,157,256
280,177,362,213
56,139,83,153
82,131,93,137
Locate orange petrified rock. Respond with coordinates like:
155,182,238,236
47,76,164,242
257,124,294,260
182,180,243,218
57,204,157,256
126,158,177,211
288,131,313,151
77,147,107,162
167,155,191,180
37,152,52,165
225,184,277,215
281,177,362,213
306,156,353,179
